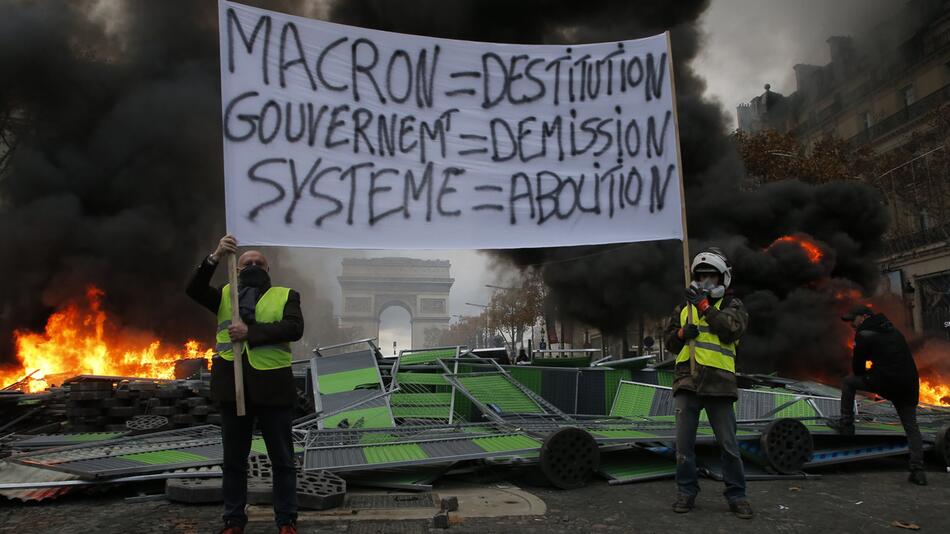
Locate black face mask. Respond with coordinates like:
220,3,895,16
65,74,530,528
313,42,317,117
238,265,270,288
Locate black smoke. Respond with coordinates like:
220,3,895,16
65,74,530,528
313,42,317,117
0,1,367,368
0,0,322,363
0,1,221,361
0,0,889,381
329,0,889,377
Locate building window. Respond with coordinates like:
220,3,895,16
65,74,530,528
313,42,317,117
863,111,873,130
902,85,915,107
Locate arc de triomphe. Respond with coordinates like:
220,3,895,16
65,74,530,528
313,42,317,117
338,257,454,349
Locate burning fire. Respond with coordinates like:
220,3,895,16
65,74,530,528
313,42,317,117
769,235,824,264
0,286,212,393
834,289,863,302
920,380,950,407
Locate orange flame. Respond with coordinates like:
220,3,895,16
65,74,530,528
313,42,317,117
920,380,950,407
834,289,863,302
0,286,212,393
769,235,824,264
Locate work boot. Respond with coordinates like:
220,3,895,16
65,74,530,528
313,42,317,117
908,470,928,486
729,499,754,519
672,494,695,513
278,524,298,534
827,416,855,436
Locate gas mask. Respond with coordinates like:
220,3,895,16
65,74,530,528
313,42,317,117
697,274,725,299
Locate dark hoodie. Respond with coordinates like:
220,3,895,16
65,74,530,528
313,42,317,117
852,313,919,406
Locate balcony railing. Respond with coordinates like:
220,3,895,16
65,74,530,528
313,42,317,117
880,222,950,258
846,83,950,147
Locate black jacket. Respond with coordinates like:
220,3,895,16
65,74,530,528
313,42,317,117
852,313,918,406
664,293,749,399
186,257,303,407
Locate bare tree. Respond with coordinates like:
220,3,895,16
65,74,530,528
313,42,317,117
734,106,950,240
486,270,544,353
434,314,483,348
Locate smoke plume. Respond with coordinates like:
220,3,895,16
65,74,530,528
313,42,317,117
0,1,220,360
0,0,330,363
0,0,895,381
329,0,890,377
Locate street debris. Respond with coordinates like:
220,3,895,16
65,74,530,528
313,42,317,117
2,340,949,513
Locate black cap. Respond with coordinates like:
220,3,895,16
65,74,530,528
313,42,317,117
841,305,873,322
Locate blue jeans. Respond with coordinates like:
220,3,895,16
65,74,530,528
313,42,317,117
220,403,298,528
674,391,746,502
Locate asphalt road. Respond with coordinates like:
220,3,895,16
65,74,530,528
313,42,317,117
1,457,947,533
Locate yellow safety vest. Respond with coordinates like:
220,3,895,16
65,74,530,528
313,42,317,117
216,285,293,370
675,299,738,374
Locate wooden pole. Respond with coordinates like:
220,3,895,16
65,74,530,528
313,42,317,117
665,31,697,377
228,254,247,416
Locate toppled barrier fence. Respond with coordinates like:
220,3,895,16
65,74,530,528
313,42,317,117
2,339,948,505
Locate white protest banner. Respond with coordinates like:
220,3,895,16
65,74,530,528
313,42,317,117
218,0,684,249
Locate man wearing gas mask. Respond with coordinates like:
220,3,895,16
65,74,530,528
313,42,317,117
186,235,303,534
663,247,751,519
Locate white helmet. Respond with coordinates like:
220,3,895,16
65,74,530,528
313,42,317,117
691,247,732,289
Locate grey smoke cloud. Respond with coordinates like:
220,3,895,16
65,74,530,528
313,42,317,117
696,0,902,127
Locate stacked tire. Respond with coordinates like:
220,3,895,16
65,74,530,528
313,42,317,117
63,379,220,432
149,381,219,428
45,386,68,419
65,381,114,431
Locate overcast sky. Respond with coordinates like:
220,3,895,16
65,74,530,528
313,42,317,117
303,0,906,349
696,0,901,128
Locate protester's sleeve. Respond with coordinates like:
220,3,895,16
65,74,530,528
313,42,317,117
185,257,222,314
664,305,685,355
705,297,748,345
852,330,873,376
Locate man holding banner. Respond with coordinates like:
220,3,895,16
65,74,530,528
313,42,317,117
186,234,303,534
664,248,752,519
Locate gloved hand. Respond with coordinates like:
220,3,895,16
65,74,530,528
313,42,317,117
678,324,700,341
685,283,711,313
